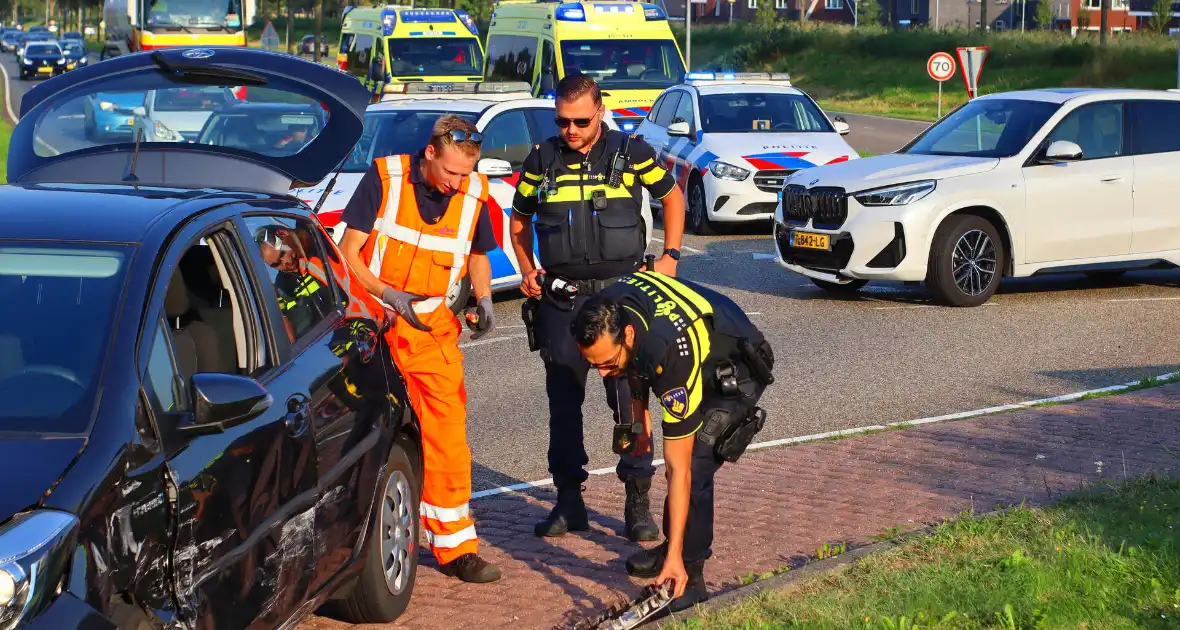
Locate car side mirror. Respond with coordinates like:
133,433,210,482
477,157,514,178
834,120,850,135
368,63,386,82
177,373,273,436
667,121,691,137
132,106,146,117
1042,140,1083,163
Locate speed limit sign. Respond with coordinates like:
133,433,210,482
927,52,956,82
927,52,956,118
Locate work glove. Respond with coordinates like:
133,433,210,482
464,296,495,340
382,287,433,332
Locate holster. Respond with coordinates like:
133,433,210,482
521,298,540,352
696,405,766,463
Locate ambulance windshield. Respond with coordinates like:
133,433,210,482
560,39,685,91
386,37,484,78
143,0,245,30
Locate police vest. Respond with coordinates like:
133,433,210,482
533,130,646,269
359,154,488,319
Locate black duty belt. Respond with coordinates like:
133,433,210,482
568,277,621,294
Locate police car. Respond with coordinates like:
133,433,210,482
290,81,653,312
635,72,857,235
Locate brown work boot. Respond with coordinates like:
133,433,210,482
439,553,502,583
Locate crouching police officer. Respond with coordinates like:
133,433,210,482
571,270,775,612
509,73,688,542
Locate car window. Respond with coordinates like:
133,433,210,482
344,110,480,172
146,317,185,412
481,110,533,171
525,107,559,142
1129,101,1180,155
647,93,669,123
698,92,833,133
243,216,340,346
653,92,681,128
0,243,130,434
152,86,234,113
198,109,325,156
371,38,386,79
670,92,695,127
1044,102,1124,161
387,36,483,78
903,98,1061,159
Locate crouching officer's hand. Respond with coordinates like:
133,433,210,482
382,287,434,332
464,296,495,340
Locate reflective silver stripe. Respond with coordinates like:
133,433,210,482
424,524,477,549
420,502,471,522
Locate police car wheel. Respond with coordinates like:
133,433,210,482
687,178,714,236
810,277,868,294
335,433,421,623
446,277,472,314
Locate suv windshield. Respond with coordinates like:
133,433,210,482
386,37,483,78
560,39,685,91
903,98,1062,158
343,109,479,172
0,243,129,433
26,44,59,56
63,42,84,55
699,92,833,134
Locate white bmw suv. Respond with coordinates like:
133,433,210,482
773,88,1180,306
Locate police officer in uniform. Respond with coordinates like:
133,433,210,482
571,270,774,612
509,74,688,541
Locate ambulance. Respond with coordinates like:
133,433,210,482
483,0,686,132
337,5,485,99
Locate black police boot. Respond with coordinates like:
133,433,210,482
669,560,709,613
534,484,590,537
625,540,667,578
624,477,659,542
438,553,502,583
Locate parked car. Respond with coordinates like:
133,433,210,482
18,41,65,80
59,30,83,43
123,85,239,143
2,46,424,629
300,33,330,57
772,87,1180,305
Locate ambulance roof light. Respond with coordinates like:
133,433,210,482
400,8,458,22
555,3,587,20
383,81,533,95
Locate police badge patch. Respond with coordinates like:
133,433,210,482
660,387,689,419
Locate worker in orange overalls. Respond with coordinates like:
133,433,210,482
338,114,501,583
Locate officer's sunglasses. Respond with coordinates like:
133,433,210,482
438,129,484,144
554,116,594,129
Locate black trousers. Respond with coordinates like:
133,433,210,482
535,292,656,488
663,435,724,564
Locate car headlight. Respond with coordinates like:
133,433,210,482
21,58,31,65
56,58,64,64
853,180,936,207
154,120,181,141
707,160,750,181
98,101,115,111
0,510,79,630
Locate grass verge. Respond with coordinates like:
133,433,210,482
1,76,10,185
671,474,1180,629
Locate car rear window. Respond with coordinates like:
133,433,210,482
0,243,130,434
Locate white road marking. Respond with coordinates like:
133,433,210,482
650,236,703,254
0,59,17,124
471,369,1180,500
458,333,527,349
1106,297,1180,303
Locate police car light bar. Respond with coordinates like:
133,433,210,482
383,81,533,95
684,71,792,85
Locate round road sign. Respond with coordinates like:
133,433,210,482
927,52,956,82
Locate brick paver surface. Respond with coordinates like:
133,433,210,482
299,384,1180,630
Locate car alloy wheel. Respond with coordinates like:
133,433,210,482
688,179,712,235
952,229,996,297
380,470,414,595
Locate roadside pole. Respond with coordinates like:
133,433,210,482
927,51,956,119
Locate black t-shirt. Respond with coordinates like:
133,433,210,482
510,130,677,280
341,152,499,254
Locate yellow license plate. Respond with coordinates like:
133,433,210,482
66,63,75,69
126,118,136,125
37,66,51,73
791,231,831,251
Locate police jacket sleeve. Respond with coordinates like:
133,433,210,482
648,320,709,440
511,146,544,217
629,139,677,201
340,160,384,235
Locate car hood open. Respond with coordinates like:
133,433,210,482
9,47,372,194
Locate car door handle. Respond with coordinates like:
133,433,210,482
285,395,311,436
1100,176,1124,183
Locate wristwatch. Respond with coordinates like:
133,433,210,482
662,248,681,261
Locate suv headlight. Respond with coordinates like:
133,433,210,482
853,180,936,206
707,160,750,181
154,120,181,141
0,510,79,630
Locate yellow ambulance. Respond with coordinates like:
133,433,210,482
337,5,486,99
483,0,686,132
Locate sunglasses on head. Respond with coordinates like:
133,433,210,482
438,129,484,144
554,116,595,129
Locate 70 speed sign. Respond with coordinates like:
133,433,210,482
927,52,957,82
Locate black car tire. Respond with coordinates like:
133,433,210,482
446,277,472,315
810,277,869,293
926,214,1004,307
336,433,421,623
687,176,715,235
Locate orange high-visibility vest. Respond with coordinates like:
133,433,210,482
360,154,488,316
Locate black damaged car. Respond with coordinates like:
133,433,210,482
1,47,424,629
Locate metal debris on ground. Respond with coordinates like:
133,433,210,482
572,582,674,630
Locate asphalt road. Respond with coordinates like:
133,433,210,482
4,59,1176,497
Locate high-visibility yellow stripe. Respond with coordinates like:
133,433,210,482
551,173,636,187
517,181,538,197
522,171,543,182
640,165,668,186
545,183,633,203
623,305,648,330
633,158,654,170
636,271,714,319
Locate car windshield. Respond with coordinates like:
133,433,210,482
32,82,328,157
903,98,1062,158
699,92,833,134
63,43,84,55
0,243,130,434
26,44,59,55
144,0,245,30
343,110,479,172
198,108,325,156
385,37,483,78
560,39,685,91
